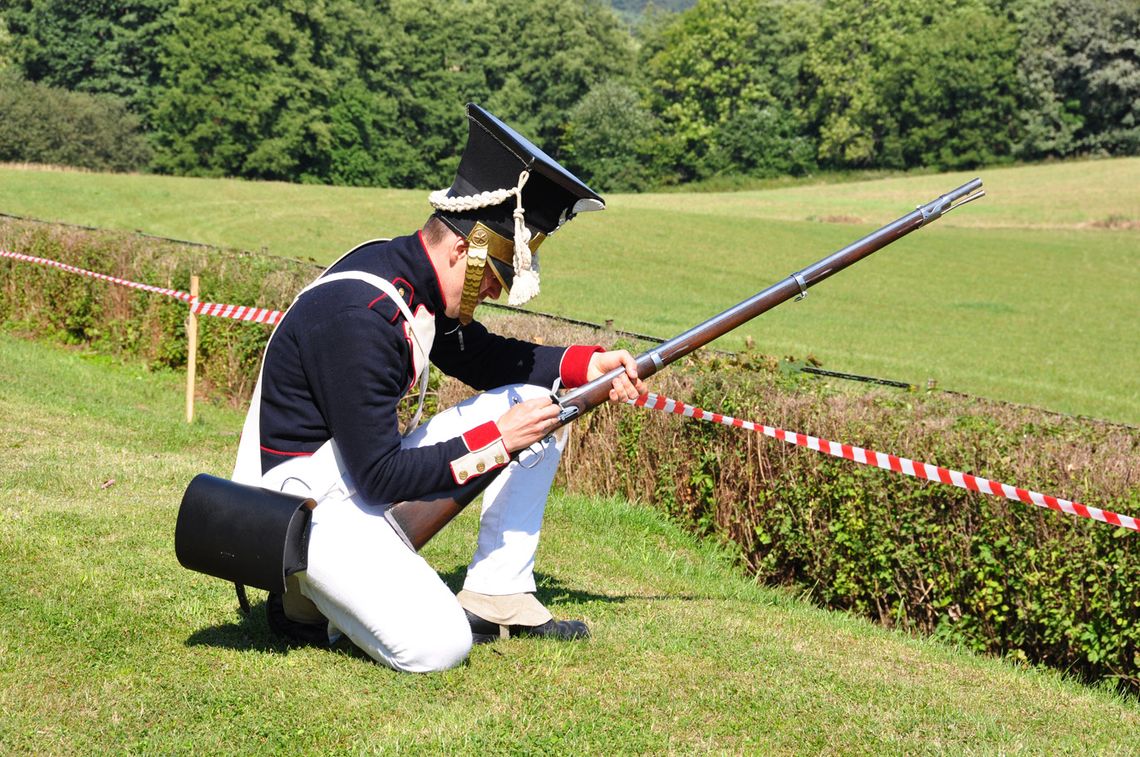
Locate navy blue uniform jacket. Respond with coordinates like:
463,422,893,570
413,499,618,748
257,232,598,504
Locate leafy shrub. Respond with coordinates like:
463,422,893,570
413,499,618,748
562,81,666,193
701,103,817,179
560,356,1140,691
0,219,316,400
0,74,151,172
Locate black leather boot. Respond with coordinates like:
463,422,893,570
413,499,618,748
266,592,331,647
465,609,589,644
511,617,590,640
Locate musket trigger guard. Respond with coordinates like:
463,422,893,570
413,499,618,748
519,441,546,469
793,272,809,301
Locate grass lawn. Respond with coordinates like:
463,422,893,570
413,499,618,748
1,331,1139,753
553,211,1139,425
0,160,1136,424
618,157,1140,230
2,158,1135,257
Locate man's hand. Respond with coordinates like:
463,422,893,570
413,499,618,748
587,350,647,403
496,350,647,452
496,397,562,453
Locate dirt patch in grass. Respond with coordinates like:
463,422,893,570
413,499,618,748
1083,215,1139,230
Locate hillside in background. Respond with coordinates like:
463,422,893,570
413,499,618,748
607,0,696,22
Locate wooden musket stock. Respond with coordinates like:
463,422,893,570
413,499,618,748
384,178,985,551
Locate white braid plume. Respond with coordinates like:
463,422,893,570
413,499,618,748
427,168,530,214
428,169,539,306
508,171,538,305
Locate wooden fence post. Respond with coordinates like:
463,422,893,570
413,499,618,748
185,275,199,423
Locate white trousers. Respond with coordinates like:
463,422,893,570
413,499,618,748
262,384,565,672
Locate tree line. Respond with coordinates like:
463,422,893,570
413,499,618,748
0,0,1136,192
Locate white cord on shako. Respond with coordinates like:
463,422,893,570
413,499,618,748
428,169,539,307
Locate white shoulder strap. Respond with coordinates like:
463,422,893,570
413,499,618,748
232,267,432,484
301,271,432,432
298,270,417,326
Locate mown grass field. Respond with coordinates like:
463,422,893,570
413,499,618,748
1,160,1136,424
2,331,1139,753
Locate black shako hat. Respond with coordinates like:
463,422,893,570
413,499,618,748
430,103,604,319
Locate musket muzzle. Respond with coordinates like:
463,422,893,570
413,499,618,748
920,178,985,222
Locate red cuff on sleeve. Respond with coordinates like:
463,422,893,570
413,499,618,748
462,420,502,451
559,345,604,388
452,421,509,485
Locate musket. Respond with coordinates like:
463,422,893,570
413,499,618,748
385,178,985,550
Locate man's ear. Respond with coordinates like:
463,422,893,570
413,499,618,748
449,235,468,266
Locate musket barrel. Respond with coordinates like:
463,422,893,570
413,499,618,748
558,178,983,419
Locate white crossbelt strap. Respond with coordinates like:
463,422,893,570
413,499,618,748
232,269,433,485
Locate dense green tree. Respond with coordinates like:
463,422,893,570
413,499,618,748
3,0,1136,184
561,80,665,192
803,0,1027,169
1013,0,1139,159
803,0,928,168
367,0,492,189
296,0,436,187
148,0,634,188
1,0,175,113
151,0,404,183
879,7,1020,169
702,103,817,178
0,18,13,73
319,81,412,187
1077,0,1139,154
479,0,638,159
1013,0,1082,158
150,0,317,178
641,0,818,181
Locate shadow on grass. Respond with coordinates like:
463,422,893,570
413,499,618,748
183,596,373,659
184,568,720,658
437,564,720,605
184,598,293,654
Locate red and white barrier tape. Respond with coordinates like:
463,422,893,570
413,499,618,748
191,300,283,324
1,248,283,324
1,249,194,302
630,392,1138,532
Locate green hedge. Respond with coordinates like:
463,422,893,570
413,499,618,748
0,219,317,401
560,359,1140,690
3,218,1138,690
